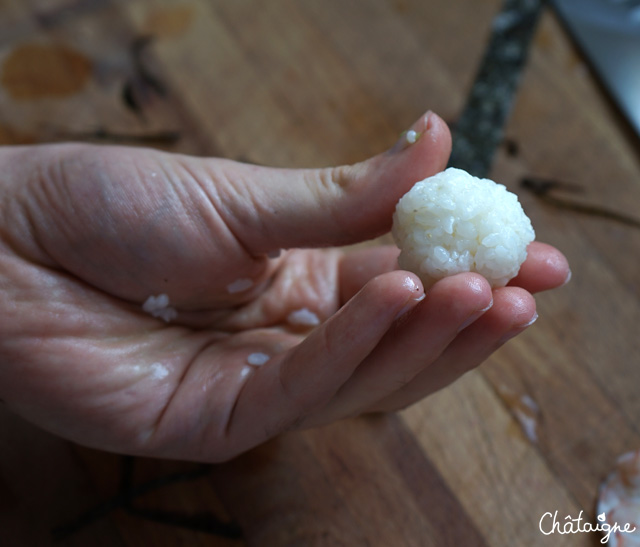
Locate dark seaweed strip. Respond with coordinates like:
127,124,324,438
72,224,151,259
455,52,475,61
448,0,544,178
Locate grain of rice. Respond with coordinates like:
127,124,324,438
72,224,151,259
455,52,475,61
247,352,270,366
287,308,320,327
227,278,254,294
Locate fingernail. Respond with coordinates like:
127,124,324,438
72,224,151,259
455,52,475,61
499,312,538,344
457,299,493,333
423,110,435,131
394,277,425,320
394,295,423,320
562,269,572,286
391,111,434,152
519,311,539,328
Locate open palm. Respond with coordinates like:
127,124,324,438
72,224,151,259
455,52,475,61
0,113,569,462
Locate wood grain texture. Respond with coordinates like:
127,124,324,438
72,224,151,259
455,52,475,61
211,416,488,546
1,0,639,545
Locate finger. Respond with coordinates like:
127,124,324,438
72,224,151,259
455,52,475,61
338,245,400,304
338,240,569,306
370,287,537,412
192,111,451,254
509,241,571,293
305,273,493,426
224,270,424,449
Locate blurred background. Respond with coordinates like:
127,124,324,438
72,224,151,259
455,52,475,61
1,0,640,545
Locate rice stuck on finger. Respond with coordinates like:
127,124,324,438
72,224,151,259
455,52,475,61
392,167,535,288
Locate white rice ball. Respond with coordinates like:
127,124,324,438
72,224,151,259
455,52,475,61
392,167,535,288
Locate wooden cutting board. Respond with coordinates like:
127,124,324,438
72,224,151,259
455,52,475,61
1,1,639,545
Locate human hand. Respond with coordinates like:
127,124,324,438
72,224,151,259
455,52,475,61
0,112,569,461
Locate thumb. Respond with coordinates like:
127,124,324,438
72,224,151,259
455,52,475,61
196,110,451,254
